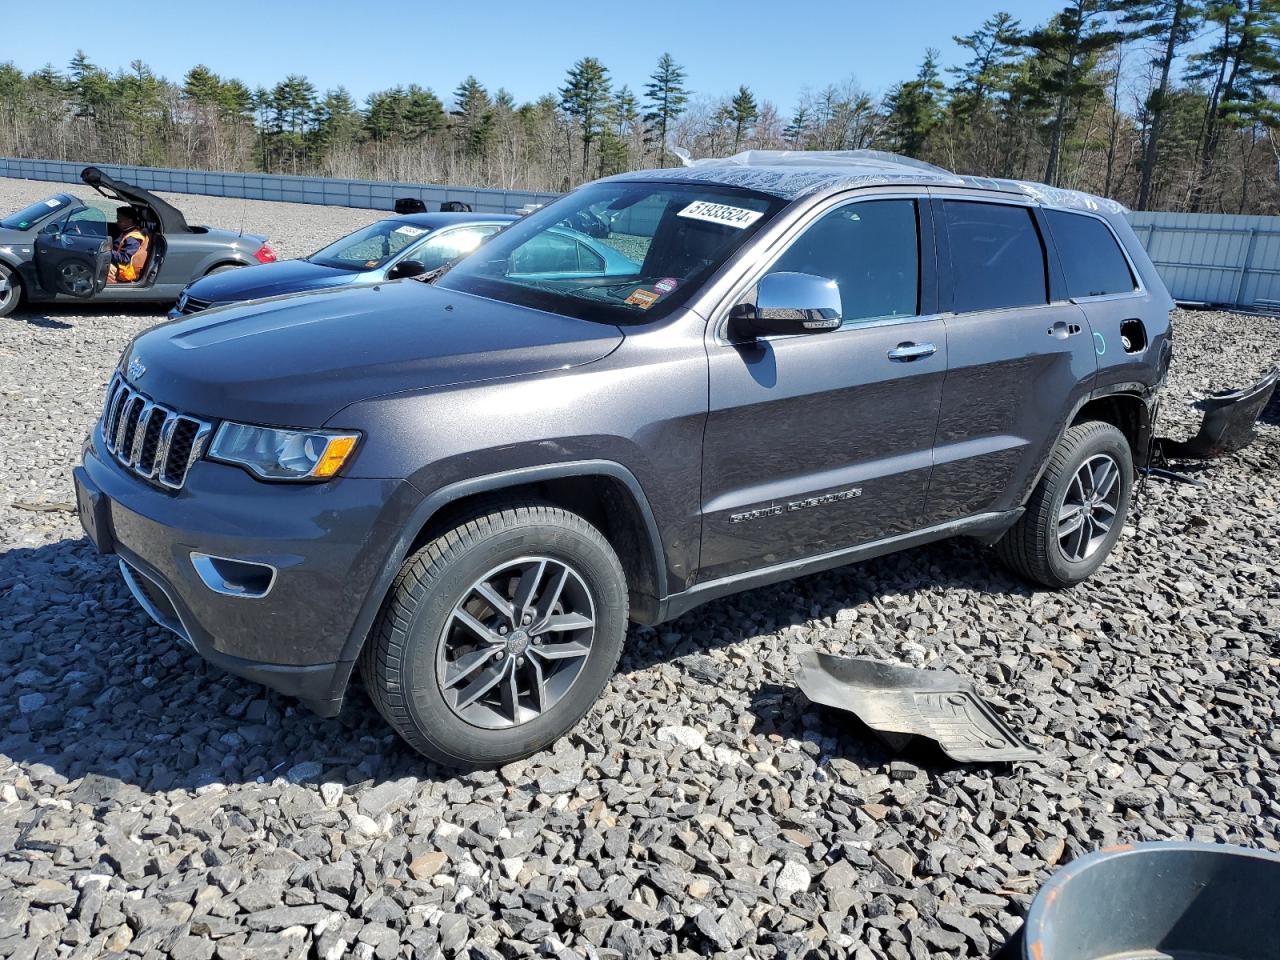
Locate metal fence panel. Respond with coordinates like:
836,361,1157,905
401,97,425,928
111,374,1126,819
0,157,560,215
1127,210,1280,308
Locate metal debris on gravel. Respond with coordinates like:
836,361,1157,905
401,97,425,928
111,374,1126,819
1,176,1278,959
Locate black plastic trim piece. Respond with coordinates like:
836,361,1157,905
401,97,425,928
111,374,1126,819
656,509,1020,623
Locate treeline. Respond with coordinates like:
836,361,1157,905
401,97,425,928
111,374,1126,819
1,1,1277,213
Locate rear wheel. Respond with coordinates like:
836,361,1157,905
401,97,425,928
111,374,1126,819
204,263,242,276
995,420,1133,588
360,502,628,769
0,264,20,317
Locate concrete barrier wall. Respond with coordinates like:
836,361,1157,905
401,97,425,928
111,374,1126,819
0,157,560,216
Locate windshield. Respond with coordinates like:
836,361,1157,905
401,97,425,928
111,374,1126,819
308,219,434,270
1,195,74,230
434,181,785,324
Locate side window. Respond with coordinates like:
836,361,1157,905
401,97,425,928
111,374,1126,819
1045,210,1137,298
64,206,109,238
402,225,499,271
943,201,1047,312
575,240,605,272
764,198,920,325
511,232,587,274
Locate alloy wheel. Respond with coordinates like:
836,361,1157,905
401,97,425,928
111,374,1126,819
1056,453,1121,562
59,262,93,296
436,556,596,730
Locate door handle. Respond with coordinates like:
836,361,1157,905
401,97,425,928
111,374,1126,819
887,341,936,361
1048,321,1082,339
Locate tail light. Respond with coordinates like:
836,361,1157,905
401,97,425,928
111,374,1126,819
254,243,277,264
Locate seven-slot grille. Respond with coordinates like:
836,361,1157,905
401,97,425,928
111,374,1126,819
101,373,213,490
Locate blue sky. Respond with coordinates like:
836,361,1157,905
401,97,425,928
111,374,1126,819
6,1,1075,109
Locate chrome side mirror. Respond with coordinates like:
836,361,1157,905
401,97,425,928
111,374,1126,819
728,272,843,339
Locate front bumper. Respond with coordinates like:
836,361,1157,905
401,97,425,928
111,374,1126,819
78,430,420,715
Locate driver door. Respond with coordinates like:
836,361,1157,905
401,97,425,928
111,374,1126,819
698,195,946,582
34,207,111,299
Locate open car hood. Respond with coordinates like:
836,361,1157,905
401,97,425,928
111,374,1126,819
81,166,191,234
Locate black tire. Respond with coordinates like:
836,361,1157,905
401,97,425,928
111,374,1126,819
0,264,21,318
360,502,628,769
204,263,241,276
995,420,1133,589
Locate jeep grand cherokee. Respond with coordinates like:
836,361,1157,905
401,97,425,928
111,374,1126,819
75,151,1173,768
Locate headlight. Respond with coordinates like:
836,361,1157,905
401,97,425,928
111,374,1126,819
208,423,360,481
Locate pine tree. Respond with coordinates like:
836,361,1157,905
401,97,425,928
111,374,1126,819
183,64,223,105
884,49,946,157
312,87,361,151
69,51,110,119
1112,1,1200,209
560,57,611,180
643,53,689,166
729,85,759,151
404,85,445,140
1185,0,1280,209
452,76,494,158
950,13,1023,118
611,85,639,137
1020,1,1123,186
783,107,811,148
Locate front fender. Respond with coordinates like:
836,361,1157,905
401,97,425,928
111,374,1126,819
320,458,668,705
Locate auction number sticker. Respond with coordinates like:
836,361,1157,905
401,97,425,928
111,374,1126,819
394,225,427,237
676,200,763,229
45,199,62,208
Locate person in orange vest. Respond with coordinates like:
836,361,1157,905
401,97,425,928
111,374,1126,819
106,207,149,284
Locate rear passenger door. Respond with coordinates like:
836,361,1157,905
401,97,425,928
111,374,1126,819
922,195,1097,525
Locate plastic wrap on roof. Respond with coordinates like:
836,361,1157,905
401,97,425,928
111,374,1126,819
606,149,1128,215
967,176,1130,215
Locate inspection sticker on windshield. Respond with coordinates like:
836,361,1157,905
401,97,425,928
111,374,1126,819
677,200,763,229
394,225,426,237
625,288,660,309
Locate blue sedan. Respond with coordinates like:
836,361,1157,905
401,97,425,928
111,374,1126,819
170,212,516,317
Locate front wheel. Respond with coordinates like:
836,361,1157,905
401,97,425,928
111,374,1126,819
0,263,23,317
995,420,1133,588
360,502,628,769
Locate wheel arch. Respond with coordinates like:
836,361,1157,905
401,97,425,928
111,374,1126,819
1015,386,1153,517
1069,389,1153,466
324,460,667,704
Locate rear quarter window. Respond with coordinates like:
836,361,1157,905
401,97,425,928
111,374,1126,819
1046,210,1137,298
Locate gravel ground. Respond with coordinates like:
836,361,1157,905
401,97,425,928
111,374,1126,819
2,175,1279,960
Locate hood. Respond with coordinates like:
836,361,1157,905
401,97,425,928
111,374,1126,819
125,280,624,425
185,258,355,303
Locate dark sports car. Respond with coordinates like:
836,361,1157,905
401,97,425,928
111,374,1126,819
0,167,275,317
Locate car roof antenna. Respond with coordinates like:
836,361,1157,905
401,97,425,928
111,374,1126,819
238,197,247,237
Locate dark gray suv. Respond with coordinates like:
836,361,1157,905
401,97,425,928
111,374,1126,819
75,151,1173,768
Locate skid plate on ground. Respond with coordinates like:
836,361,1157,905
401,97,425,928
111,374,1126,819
796,649,1040,763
